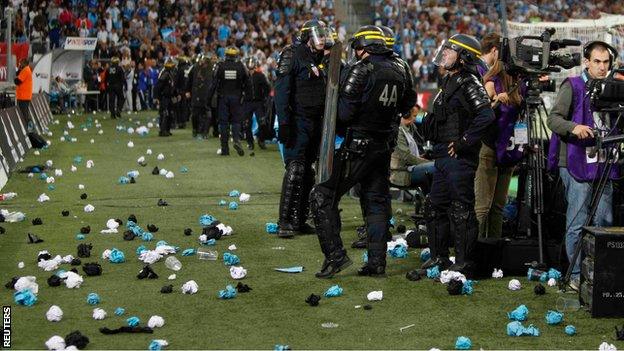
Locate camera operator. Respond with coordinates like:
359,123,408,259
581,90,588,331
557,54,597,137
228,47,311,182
406,34,495,279
546,40,619,291
474,57,524,238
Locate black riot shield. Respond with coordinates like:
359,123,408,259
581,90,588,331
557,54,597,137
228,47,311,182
317,41,342,184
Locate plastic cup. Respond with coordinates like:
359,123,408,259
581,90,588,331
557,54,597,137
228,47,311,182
197,248,218,261
556,297,581,312
165,256,182,271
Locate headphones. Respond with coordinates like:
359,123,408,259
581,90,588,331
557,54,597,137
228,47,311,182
583,40,618,69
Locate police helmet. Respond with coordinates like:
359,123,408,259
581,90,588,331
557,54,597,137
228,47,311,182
177,55,190,65
225,46,240,58
351,25,390,55
111,56,120,65
300,20,330,48
379,26,395,49
434,34,482,69
245,56,259,70
164,58,176,69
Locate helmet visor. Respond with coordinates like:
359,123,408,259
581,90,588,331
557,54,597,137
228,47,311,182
309,26,329,48
432,40,458,69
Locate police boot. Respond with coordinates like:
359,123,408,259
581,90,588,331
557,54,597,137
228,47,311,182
295,166,315,235
258,140,267,149
315,243,352,279
278,162,305,238
232,124,245,156
358,242,386,276
448,201,478,276
219,124,230,155
351,225,367,249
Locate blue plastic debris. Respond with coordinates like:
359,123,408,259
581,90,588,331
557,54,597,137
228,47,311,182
508,305,529,321
229,190,240,197
564,325,576,336
274,266,304,273
455,336,472,350
199,214,216,227
109,248,125,263
548,268,562,281
76,234,85,240
324,285,343,298
86,293,100,305
426,265,440,279
228,201,239,210
182,248,196,256
388,244,407,258
141,232,154,242
223,252,240,266
506,321,540,337
118,176,130,184
266,222,279,234
420,248,431,262
114,307,125,316
127,316,140,327
545,310,564,325
136,245,148,255
462,280,475,295
218,285,237,299
14,289,37,306
362,251,368,263
218,200,227,206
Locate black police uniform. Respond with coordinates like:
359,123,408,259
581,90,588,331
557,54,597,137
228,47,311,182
242,69,271,149
209,57,249,155
154,67,176,136
311,52,416,278
106,63,125,118
175,60,192,128
186,60,214,138
275,42,327,236
418,69,494,275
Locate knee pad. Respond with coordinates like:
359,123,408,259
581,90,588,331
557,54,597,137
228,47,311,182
449,201,471,222
285,161,306,183
310,185,332,215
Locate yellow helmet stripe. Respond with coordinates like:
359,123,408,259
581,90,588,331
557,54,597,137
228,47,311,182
448,38,482,56
354,30,382,38
363,35,385,40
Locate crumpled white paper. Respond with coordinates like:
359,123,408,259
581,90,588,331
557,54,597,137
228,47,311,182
165,171,174,179
440,270,467,284
157,153,165,160
90,139,95,144
127,141,134,148
159,168,167,176
547,278,557,287
28,172,34,178
15,276,39,294
599,342,618,351
217,223,233,236
492,268,504,279
46,177,55,184
148,315,165,328
101,249,112,260
239,193,250,202
139,250,163,264
100,229,118,234
508,279,521,291
146,148,152,155
34,150,40,156
63,271,83,289
46,305,63,322
154,245,176,256
2,192,17,200
38,256,63,271
78,184,85,190
181,280,198,294
62,255,74,264
38,193,50,202
17,261,24,268
84,204,95,213
71,165,77,172
137,156,145,164
86,160,94,168
127,127,135,134
54,169,63,177
46,160,54,167
449,256,456,264
147,122,154,128
92,308,107,320
230,266,247,280
387,238,407,251
106,219,119,230
98,130,103,135
168,274,176,280
367,290,383,301
228,244,237,251
45,335,66,350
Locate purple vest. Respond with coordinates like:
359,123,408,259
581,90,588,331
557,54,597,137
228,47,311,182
491,76,524,166
547,76,619,181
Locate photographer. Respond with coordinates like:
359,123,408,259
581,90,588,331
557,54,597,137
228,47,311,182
546,41,618,291
474,58,524,238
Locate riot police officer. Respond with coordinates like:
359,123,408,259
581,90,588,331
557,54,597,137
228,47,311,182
310,26,416,278
106,56,125,119
351,25,416,250
154,58,177,137
209,46,249,156
242,56,271,150
186,54,214,139
406,34,495,279
275,20,331,238
175,55,192,129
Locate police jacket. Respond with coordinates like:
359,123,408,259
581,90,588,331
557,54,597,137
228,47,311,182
176,62,192,97
106,64,125,89
154,68,176,100
187,62,214,108
245,70,271,102
424,69,495,158
274,43,326,124
211,58,248,97
338,53,415,139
